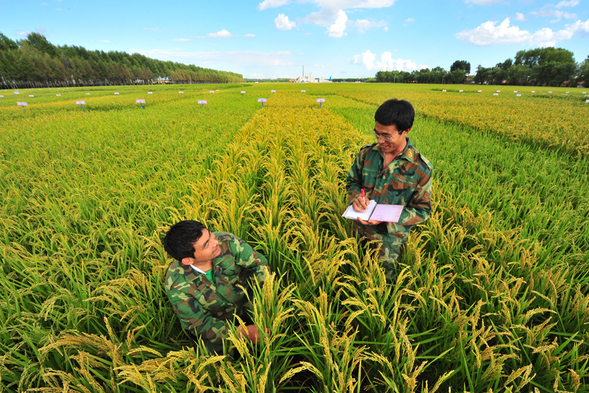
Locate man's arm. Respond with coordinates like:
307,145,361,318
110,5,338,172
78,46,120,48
386,167,432,235
231,236,270,285
168,287,230,344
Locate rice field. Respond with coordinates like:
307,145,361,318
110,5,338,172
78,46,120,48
1,82,588,392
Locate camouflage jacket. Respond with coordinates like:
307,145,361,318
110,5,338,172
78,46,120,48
346,138,433,243
165,232,270,344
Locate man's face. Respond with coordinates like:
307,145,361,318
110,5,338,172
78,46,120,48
184,229,221,265
374,121,408,154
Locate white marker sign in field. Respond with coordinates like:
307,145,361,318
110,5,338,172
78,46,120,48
197,100,207,105
17,102,27,106
316,98,326,103
76,101,86,105
136,99,145,104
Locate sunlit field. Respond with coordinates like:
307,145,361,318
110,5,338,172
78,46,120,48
1,82,588,392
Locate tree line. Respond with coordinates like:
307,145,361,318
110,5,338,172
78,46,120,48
375,48,588,86
0,32,244,89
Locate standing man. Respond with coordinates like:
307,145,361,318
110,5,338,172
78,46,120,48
346,99,433,282
163,220,270,353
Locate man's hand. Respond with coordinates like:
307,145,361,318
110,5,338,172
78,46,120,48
237,324,263,344
352,196,382,226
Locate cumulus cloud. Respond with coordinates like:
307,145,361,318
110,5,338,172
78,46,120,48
258,0,289,11
328,10,348,37
245,33,256,37
15,31,29,37
174,38,190,41
206,29,232,38
353,50,423,72
455,17,589,46
99,40,110,43
275,13,296,30
514,12,526,21
299,0,395,37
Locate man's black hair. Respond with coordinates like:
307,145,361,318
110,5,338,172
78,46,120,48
374,99,415,133
163,220,207,261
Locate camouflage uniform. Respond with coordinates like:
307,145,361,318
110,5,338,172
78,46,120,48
347,139,433,282
165,232,270,353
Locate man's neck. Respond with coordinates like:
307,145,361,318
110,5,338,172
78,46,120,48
386,139,407,159
191,259,213,272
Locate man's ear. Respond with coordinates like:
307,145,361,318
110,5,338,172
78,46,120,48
403,128,411,135
181,257,194,266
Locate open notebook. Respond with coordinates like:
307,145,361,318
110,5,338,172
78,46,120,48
342,200,404,223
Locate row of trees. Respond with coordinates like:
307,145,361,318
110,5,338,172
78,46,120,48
474,48,588,86
0,32,244,89
375,48,588,86
375,66,469,84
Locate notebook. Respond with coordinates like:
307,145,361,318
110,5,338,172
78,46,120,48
342,201,404,223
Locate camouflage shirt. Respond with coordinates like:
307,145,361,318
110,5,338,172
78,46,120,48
346,138,433,252
165,232,270,344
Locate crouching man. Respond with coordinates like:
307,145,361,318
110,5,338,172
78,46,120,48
163,220,270,354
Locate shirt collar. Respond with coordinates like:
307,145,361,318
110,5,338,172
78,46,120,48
372,138,418,164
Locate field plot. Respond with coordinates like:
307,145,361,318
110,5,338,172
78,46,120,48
1,83,588,392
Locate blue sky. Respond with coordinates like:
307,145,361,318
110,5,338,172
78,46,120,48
2,0,588,79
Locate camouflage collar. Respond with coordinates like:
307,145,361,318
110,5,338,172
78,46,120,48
372,138,418,164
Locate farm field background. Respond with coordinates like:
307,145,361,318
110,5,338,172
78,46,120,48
1,82,588,392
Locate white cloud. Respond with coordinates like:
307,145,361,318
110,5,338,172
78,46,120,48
174,38,190,41
275,13,296,30
328,10,348,37
384,26,389,32
245,33,256,37
531,10,577,22
514,12,526,21
405,17,415,24
455,17,589,46
207,29,232,38
353,50,377,70
99,40,110,43
258,0,289,10
354,18,387,33
353,50,422,72
302,0,396,37
16,31,29,37
554,0,579,8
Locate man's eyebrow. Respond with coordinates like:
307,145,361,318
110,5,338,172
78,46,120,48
374,128,391,135
202,230,210,249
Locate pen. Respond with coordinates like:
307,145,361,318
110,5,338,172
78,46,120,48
361,189,366,204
